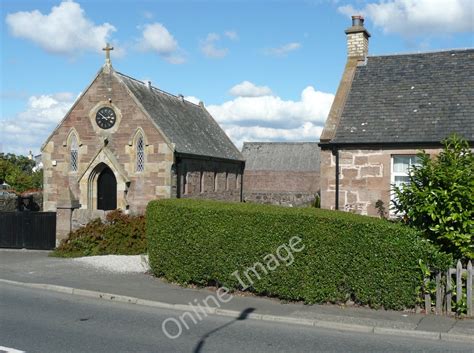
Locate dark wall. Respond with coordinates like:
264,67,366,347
176,157,243,202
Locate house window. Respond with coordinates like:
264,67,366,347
136,135,144,172
225,171,229,191
391,155,419,188
391,155,419,211
70,135,78,172
213,172,218,191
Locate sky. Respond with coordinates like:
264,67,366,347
1,0,473,156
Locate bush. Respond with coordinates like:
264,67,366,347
147,199,451,310
393,135,474,260
53,210,146,257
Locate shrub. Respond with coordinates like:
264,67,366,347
393,135,474,260
147,199,451,310
53,210,146,257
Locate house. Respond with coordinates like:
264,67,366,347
319,16,474,216
242,142,320,207
41,45,244,241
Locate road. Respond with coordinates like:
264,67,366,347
0,284,472,353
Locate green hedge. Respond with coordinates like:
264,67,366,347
146,199,451,310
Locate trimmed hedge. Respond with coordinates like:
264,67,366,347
146,199,452,310
53,210,146,257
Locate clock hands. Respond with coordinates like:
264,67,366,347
96,108,116,129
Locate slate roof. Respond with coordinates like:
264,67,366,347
331,49,474,145
116,72,243,161
242,142,320,172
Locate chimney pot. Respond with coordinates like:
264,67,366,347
147,81,152,89
351,15,364,27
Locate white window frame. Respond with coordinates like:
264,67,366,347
390,155,419,215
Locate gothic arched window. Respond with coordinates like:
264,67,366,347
70,134,78,172
136,134,145,172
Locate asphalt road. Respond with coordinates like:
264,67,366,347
1,284,472,353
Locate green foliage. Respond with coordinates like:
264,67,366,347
312,192,321,208
0,153,42,192
52,210,146,257
392,135,474,260
375,199,387,219
146,199,452,310
416,259,437,309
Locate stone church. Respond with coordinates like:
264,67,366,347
42,46,244,241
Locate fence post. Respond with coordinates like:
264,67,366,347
424,276,431,314
435,272,442,315
468,261,472,317
446,269,452,315
456,260,463,308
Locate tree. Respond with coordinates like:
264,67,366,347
392,135,474,260
0,153,43,193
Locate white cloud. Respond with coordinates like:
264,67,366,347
224,31,239,40
229,81,273,97
338,0,473,36
223,123,325,149
143,11,154,19
265,42,302,56
200,32,229,58
5,1,116,56
207,86,334,148
0,93,76,155
137,23,185,64
184,96,201,105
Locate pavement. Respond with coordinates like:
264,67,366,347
1,249,473,344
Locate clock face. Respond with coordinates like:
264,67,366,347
95,107,116,129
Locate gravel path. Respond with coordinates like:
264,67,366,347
72,255,149,273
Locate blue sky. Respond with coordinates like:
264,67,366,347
1,0,473,155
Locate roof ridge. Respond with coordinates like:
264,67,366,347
368,47,473,58
243,141,320,145
115,71,202,108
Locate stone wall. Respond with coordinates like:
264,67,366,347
243,170,320,207
320,148,442,216
71,209,107,231
0,193,18,212
178,157,243,202
0,191,43,212
244,192,317,207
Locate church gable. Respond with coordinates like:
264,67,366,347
42,64,174,214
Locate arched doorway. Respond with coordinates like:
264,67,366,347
97,166,117,210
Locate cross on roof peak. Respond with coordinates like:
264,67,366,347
102,43,114,65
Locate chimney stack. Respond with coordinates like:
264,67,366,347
345,15,370,59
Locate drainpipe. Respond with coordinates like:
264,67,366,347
334,147,340,210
